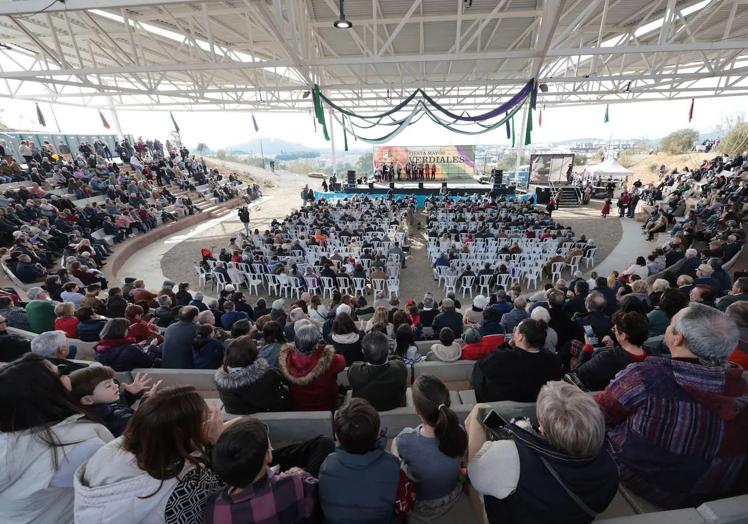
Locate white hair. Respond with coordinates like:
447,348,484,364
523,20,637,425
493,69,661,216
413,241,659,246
652,279,670,293
671,304,739,365
31,331,67,357
685,248,698,258
530,306,551,323
27,287,45,300
536,381,606,458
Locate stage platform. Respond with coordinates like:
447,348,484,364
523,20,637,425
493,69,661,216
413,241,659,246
313,181,529,208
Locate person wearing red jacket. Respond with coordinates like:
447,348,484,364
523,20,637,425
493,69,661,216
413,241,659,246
278,322,345,411
125,303,163,344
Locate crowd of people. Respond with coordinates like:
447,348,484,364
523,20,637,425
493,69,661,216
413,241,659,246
0,144,747,523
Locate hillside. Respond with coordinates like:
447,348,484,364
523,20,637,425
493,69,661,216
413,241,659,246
587,152,713,185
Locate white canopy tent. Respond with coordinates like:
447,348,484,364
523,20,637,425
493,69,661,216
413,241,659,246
585,158,633,179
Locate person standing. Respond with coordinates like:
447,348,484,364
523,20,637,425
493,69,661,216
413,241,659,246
238,206,250,236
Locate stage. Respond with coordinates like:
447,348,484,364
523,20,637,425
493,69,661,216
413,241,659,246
314,181,530,208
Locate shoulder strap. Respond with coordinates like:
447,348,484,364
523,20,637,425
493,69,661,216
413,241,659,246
538,456,597,518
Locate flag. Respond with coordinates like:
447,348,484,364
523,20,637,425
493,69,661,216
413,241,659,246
252,113,259,132
170,111,180,133
538,109,543,127
604,104,609,123
505,112,510,140
99,110,110,129
36,103,46,127
688,98,694,122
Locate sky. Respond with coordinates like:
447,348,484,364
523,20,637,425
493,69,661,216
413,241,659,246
1,94,745,152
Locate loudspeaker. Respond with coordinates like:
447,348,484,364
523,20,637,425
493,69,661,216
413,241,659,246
346,170,356,187
441,182,447,189
418,182,423,189
368,182,374,189
389,182,395,190
493,169,503,186
535,187,551,204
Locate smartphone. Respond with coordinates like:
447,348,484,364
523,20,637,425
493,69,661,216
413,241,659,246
583,325,599,346
482,410,509,431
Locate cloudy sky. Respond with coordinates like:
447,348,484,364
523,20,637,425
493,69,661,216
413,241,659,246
1,94,744,151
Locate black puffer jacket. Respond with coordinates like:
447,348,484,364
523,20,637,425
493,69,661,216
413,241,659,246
214,358,288,415
348,359,408,411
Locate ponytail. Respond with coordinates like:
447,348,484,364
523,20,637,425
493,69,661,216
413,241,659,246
413,375,467,458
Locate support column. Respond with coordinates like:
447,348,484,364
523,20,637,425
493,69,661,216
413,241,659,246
328,108,337,176
107,96,124,139
514,100,529,188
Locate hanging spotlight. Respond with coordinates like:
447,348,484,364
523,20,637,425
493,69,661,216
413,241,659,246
333,0,352,28
302,90,311,98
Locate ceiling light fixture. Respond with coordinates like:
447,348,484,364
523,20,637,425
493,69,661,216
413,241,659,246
302,90,311,98
333,0,352,29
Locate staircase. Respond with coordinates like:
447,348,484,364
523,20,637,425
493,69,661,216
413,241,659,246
554,186,582,208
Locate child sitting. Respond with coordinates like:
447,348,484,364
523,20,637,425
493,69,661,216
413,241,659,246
427,327,462,362
205,417,332,524
319,398,401,524
54,301,80,339
70,366,160,437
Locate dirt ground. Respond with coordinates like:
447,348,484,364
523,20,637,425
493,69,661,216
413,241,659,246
160,160,624,304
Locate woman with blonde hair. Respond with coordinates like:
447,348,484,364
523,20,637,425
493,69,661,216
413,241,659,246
607,271,619,289
365,307,393,337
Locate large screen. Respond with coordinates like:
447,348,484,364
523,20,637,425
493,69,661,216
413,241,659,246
373,145,476,180
529,154,575,185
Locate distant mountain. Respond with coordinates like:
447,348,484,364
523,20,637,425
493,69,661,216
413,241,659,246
227,138,316,156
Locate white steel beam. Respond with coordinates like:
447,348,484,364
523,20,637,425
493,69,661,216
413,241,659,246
0,0,200,15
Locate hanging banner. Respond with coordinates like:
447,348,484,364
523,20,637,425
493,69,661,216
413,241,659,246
372,145,476,180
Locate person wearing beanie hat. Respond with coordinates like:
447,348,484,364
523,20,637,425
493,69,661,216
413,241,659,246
464,295,488,326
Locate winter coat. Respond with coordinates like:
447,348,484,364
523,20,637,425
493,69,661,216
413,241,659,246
331,331,364,365
192,336,225,369
105,295,128,318
319,445,400,524
0,414,113,524
348,360,408,411
74,437,222,524
278,344,346,411
94,337,158,372
214,359,288,415
76,318,107,342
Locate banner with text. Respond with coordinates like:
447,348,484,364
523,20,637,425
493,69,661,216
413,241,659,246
529,154,575,185
373,145,476,180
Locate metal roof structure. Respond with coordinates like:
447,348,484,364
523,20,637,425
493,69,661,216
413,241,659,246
0,0,747,114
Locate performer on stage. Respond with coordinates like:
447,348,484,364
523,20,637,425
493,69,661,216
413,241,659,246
431,163,437,180
424,163,430,180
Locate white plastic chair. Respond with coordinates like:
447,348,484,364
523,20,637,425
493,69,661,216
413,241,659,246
245,273,263,295
304,276,319,295
444,275,458,295
277,273,292,297
583,248,597,268
195,265,206,289
290,277,303,299
372,278,386,294
461,275,475,298
337,276,352,295
386,278,400,298
551,261,565,283
567,255,583,275
320,276,335,299
353,277,367,296
478,274,492,296
265,273,280,296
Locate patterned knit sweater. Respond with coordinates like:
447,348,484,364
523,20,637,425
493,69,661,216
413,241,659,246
595,357,748,509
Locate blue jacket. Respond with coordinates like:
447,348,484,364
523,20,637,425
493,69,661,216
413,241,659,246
319,446,400,524
192,337,225,369
220,311,248,330
500,307,529,334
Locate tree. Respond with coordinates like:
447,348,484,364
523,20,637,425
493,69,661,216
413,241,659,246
659,128,699,154
196,142,208,154
355,152,373,175
718,122,748,156
215,149,227,160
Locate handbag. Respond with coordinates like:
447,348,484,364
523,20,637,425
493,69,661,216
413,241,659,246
394,469,416,517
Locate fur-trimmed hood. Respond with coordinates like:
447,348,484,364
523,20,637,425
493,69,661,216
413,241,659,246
279,343,336,386
214,358,271,389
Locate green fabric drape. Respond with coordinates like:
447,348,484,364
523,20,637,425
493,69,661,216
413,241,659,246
312,85,329,140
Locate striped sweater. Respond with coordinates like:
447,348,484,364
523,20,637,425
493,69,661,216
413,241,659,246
595,357,748,509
